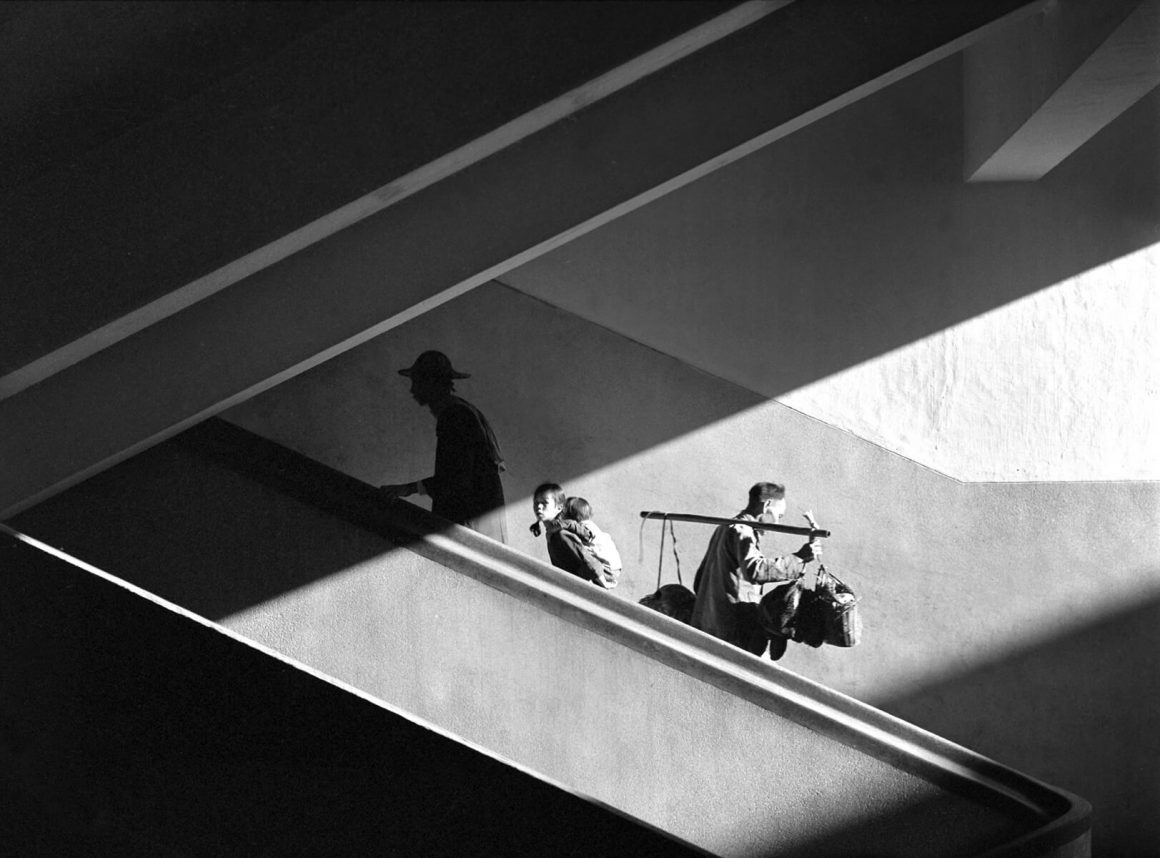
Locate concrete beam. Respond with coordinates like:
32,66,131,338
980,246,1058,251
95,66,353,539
0,1,1042,518
965,0,1160,181
0,1,751,398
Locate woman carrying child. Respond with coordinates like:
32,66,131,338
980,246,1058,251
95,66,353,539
563,496,622,589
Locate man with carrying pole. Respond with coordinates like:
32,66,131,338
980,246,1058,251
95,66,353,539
668,482,823,661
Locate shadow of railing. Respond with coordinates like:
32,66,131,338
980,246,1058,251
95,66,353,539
879,591,1160,858
9,418,1091,856
1,526,705,857
10,418,415,620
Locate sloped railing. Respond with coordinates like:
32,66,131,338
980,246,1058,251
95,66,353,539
0,522,705,857
8,417,1091,857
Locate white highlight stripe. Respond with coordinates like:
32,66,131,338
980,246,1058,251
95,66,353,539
0,520,698,842
0,1,791,402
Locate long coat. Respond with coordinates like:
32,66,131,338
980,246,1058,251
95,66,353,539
426,396,506,541
690,512,804,649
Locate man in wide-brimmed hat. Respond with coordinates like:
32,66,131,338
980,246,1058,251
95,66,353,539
381,350,507,542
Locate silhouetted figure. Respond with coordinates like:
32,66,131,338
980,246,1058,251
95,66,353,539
691,482,821,660
381,351,506,542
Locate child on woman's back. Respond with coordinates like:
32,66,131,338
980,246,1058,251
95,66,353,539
564,496,622,589
531,483,609,588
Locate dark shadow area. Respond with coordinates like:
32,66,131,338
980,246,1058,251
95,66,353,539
1,8,1150,855
0,1,738,374
0,533,703,857
880,594,1160,858
3,4,1155,528
502,59,1160,403
8,421,1091,854
10,418,446,621
764,79,1159,398
8,1,1150,410
748,795,1068,858
0,1,358,193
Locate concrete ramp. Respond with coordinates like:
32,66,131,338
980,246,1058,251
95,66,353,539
9,419,1090,857
1,526,703,856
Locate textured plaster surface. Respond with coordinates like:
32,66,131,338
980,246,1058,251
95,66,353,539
4,537,707,857
502,57,1160,482
212,43,1160,857
224,547,1026,858
225,280,1157,855
779,246,1160,481
10,446,1029,858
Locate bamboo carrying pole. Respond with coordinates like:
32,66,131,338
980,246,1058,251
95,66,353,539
639,511,830,539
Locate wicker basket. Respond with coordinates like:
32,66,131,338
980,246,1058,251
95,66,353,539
818,568,862,647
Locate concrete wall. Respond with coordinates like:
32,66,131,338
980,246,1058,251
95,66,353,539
1,532,701,857
6,12,1152,857
36,42,1145,857
0,1,734,379
223,277,1156,856
505,54,1160,483
9,447,1056,858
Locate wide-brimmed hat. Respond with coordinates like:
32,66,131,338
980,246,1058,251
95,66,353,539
398,350,471,380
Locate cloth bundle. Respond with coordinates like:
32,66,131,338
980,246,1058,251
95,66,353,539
758,566,861,648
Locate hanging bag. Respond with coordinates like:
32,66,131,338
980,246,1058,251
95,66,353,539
756,576,807,638
758,565,862,647
815,565,862,647
796,510,862,648
638,517,695,624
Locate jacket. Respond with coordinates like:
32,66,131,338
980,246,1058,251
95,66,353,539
690,512,805,647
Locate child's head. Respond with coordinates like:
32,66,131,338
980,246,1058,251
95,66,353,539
532,482,566,521
563,496,592,522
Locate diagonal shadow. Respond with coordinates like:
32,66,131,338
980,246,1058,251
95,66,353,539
878,593,1160,858
6,421,1099,857
10,419,433,621
1,533,705,857
0,1,743,376
6,40,1156,858
501,55,1160,404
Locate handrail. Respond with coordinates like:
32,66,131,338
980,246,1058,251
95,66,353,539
640,509,830,539
172,417,1089,857
1,519,713,856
